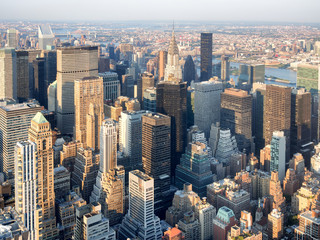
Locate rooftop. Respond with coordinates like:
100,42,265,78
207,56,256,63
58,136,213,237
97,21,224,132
32,112,48,124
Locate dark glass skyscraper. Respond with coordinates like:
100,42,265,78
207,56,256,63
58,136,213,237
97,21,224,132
33,57,46,107
183,55,196,86
200,33,213,82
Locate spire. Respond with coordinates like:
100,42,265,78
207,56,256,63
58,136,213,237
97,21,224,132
168,23,179,56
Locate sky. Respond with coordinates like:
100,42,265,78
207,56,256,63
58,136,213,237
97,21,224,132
2,0,320,23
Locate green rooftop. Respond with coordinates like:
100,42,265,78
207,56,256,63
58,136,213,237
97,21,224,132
32,112,48,124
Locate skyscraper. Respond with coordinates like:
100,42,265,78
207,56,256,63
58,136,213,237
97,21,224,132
28,112,58,239
56,46,98,134
194,79,223,138
0,48,17,100
6,29,17,48
121,74,134,98
200,33,212,82
15,140,40,240
0,101,41,176
99,72,120,102
221,55,230,81
74,76,104,151
158,50,168,81
268,209,284,240
221,88,252,153
138,72,154,103
38,25,54,50
239,64,265,89
183,55,196,86
270,131,286,181
143,87,157,112
269,171,286,214
142,113,171,212
33,57,46,107
264,85,291,161
90,119,124,225
118,170,162,240
16,50,29,102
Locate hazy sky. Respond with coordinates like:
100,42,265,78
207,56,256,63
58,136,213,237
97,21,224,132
2,0,320,23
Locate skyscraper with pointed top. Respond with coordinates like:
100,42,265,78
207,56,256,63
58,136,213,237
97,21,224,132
157,27,187,176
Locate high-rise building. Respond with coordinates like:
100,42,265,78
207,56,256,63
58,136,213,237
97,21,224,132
221,88,252,153
295,210,320,239
221,55,230,81
212,206,237,240
0,48,17,100
291,88,312,163
41,49,57,92
99,72,120,102
38,25,54,50
56,46,98,134
194,79,223,138
267,209,284,240
239,64,265,90
90,119,124,225
269,171,286,214
158,50,167,81
253,83,266,155
143,87,156,112
15,140,40,240
6,29,17,48
138,72,154,103
120,110,149,168
283,168,299,196
54,165,70,199
194,197,216,240
264,85,291,161
0,101,41,176
16,50,29,102
178,211,200,240
122,74,134,98
33,57,46,107
183,55,196,86
213,128,239,164
74,203,115,240
175,142,214,197
200,33,212,82
74,76,104,151
270,131,286,181
142,113,171,212
118,170,162,240
28,112,58,239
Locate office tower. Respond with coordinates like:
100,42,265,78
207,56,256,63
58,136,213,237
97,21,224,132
230,153,247,177
54,165,70,199
221,88,252,153
268,209,284,240
15,140,40,240
221,55,230,81
33,57,47,107
120,110,148,167
295,210,320,239
288,153,305,185
212,62,221,78
187,86,195,128
264,85,291,160
166,183,200,226
56,46,98,134
90,119,124,226
138,72,155,103
291,88,312,163
158,50,168,81
72,147,99,202
270,131,286,181
142,113,171,213
6,29,17,48
200,33,212,82
115,62,128,82
74,203,115,240
164,30,183,81
109,46,115,60
183,55,196,86
143,87,156,112
311,144,320,175
283,168,299,196
194,197,216,240
98,56,110,73
177,211,200,240
250,170,270,200
163,227,184,240
239,64,265,89
253,84,266,155
194,79,223,138
214,128,238,163
0,101,41,176
16,50,29,102
74,76,104,151
0,48,17,100
28,112,58,239
99,72,120,102
38,25,54,50
41,50,57,87
269,171,285,214
0,207,29,239
122,74,134,98
175,142,214,197
56,191,86,240
118,170,162,240
48,81,57,111
212,207,237,240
